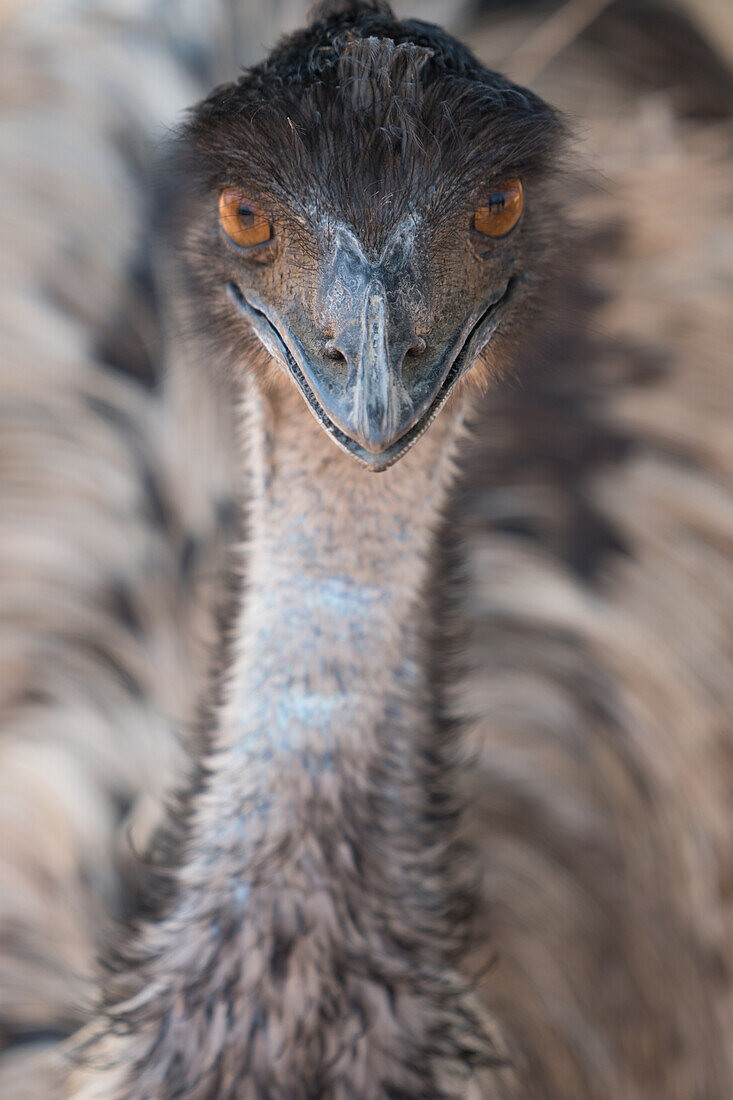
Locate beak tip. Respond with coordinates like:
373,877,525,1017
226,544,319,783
350,419,405,455
361,438,394,455
350,402,405,455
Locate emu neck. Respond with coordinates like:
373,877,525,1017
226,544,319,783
221,381,460,771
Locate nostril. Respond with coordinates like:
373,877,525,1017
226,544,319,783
324,340,347,364
406,338,427,359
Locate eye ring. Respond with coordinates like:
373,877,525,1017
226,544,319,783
473,179,524,240
219,189,272,249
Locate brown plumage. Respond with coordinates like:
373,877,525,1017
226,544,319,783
0,0,731,1098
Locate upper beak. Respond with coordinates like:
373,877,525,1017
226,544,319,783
321,279,427,455
287,220,444,465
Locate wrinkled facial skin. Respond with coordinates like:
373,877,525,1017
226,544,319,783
175,20,564,470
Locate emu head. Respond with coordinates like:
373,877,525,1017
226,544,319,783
168,0,564,469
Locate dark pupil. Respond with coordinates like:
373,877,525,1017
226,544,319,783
488,192,506,214
238,204,255,225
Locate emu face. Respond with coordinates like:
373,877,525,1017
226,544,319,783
175,10,564,469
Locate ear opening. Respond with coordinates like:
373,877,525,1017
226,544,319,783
306,0,394,26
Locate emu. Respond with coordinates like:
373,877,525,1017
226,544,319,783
66,3,562,1095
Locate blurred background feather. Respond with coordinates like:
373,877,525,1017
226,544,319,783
0,0,731,1096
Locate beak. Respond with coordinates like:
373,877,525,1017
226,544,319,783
322,278,424,456
229,225,513,470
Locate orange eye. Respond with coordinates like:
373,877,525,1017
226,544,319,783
473,179,524,239
219,188,272,248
